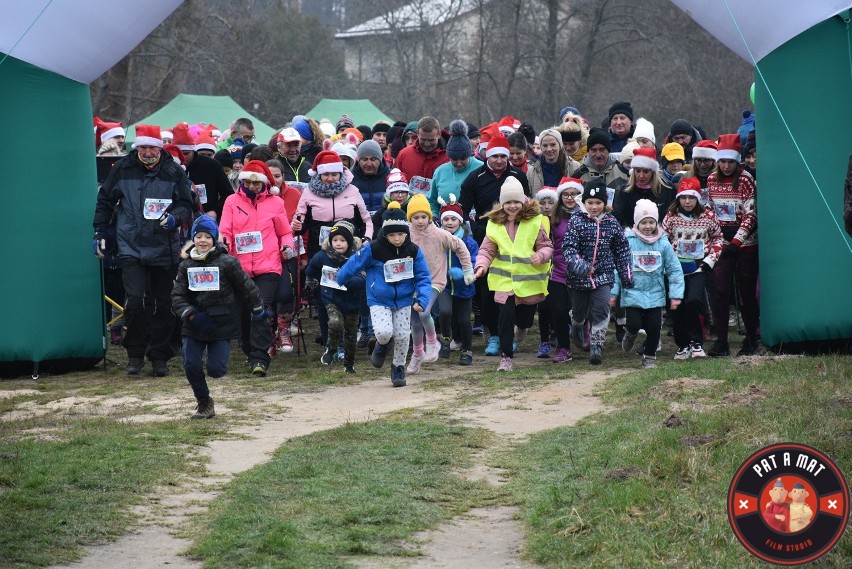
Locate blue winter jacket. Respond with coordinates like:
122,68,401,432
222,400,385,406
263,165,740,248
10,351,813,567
305,247,366,314
611,230,684,309
562,211,633,290
445,230,478,299
336,242,433,310
351,159,391,213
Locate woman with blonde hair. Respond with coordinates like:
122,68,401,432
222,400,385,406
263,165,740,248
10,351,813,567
528,128,575,195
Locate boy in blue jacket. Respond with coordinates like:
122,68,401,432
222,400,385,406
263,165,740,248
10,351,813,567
337,202,432,387
305,220,365,373
610,199,684,368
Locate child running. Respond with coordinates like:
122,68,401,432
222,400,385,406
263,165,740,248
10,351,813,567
406,193,473,373
172,215,267,419
611,199,684,368
336,202,432,387
436,194,479,366
473,177,553,371
563,179,633,364
661,177,724,359
305,220,365,373
533,186,558,358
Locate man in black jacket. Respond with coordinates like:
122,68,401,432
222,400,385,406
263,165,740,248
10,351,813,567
93,124,196,377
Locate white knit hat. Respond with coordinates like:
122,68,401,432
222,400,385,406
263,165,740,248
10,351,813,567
633,117,655,144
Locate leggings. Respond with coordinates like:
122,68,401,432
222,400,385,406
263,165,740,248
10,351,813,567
437,289,473,351
498,296,537,357
546,280,572,348
370,305,412,367
624,307,663,357
570,285,612,348
410,288,439,356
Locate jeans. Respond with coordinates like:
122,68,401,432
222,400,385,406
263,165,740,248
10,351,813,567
182,336,230,400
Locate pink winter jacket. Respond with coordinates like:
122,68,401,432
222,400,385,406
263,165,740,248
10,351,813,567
294,183,374,239
410,222,472,293
219,188,294,277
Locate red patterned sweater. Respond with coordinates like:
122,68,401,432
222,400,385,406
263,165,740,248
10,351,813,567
706,168,757,248
661,209,725,269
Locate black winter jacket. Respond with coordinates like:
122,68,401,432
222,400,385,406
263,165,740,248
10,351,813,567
186,153,233,220
458,165,530,244
351,160,391,213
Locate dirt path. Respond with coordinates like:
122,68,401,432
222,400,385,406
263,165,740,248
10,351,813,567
49,361,617,569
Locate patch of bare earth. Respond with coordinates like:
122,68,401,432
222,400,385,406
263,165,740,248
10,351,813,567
39,353,615,569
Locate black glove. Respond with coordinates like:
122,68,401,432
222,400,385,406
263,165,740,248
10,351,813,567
722,242,740,259
191,311,213,332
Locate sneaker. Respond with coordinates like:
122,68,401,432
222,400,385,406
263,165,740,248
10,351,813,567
407,354,423,374
151,360,169,377
391,365,406,387
458,351,473,366
449,339,462,351
126,357,144,375
570,325,585,350
277,328,294,353
344,364,356,374
109,327,123,345
536,342,552,358
371,341,389,368
621,331,637,353
690,343,707,358
289,316,301,335
423,340,440,363
737,337,761,357
484,336,500,356
439,337,451,358
497,356,513,371
674,346,692,360
589,345,603,365
472,323,483,336
615,324,626,343
642,356,657,369
551,346,572,363
320,347,335,365
367,336,377,355
251,362,268,377
191,397,215,419
356,334,369,350
708,341,731,357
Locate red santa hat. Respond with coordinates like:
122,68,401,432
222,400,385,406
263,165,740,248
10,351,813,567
692,139,718,161
238,160,275,186
171,123,196,152
676,176,703,201
160,129,173,140
308,150,344,176
716,134,742,162
497,116,520,135
194,131,217,153
485,134,511,158
385,168,410,195
94,117,125,144
535,186,558,203
557,176,584,196
163,144,185,166
132,124,163,148
630,147,658,171
437,193,464,223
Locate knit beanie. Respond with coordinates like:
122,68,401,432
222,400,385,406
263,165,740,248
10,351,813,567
328,220,355,249
191,214,219,241
293,119,314,142
445,119,473,159
633,199,658,228
744,130,756,155
620,141,639,165
582,178,607,203
586,128,611,152
518,123,536,146
633,118,655,144
356,125,372,141
381,201,410,237
336,114,355,132
373,122,391,134
466,122,480,139
214,149,234,169
558,105,581,123
661,142,685,163
668,119,694,138
356,139,383,160
406,193,432,220
607,101,634,123
538,128,564,151
499,176,526,205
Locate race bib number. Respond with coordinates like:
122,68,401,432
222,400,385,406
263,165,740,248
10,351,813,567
320,265,347,290
606,187,616,207
234,231,263,254
632,251,663,272
293,235,305,256
319,225,333,244
713,200,737,222
409,176,432,195
676,239,705,260
192,184,208,205
143,198,171,220
384,257,414,282
187,266,220,291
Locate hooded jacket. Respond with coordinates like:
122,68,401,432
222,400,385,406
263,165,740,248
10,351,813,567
611,230,684,309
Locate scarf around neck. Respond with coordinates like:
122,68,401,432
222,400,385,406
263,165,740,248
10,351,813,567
308,175,348,198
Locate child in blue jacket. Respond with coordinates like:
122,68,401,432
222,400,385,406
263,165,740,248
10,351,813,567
336,202,432,387
611,199,684,368
436,195,479,366
305,220,366,373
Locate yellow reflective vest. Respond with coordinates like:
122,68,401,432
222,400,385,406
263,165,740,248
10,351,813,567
486,214,551,297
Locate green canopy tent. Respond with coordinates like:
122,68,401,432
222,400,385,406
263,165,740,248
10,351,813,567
127,94,277,145
306,98,393,127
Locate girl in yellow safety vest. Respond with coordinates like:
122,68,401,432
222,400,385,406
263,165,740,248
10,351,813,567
473,177,553,372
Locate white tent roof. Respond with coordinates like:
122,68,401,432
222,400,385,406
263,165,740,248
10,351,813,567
336,0,478,38
669,0,851,63
0,0,182,83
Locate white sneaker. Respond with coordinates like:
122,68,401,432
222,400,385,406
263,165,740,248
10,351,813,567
289,316,301,335
449,339,462,351
674,346,692,360
690,343,707,358
407,354,423,374
422,340,440,363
